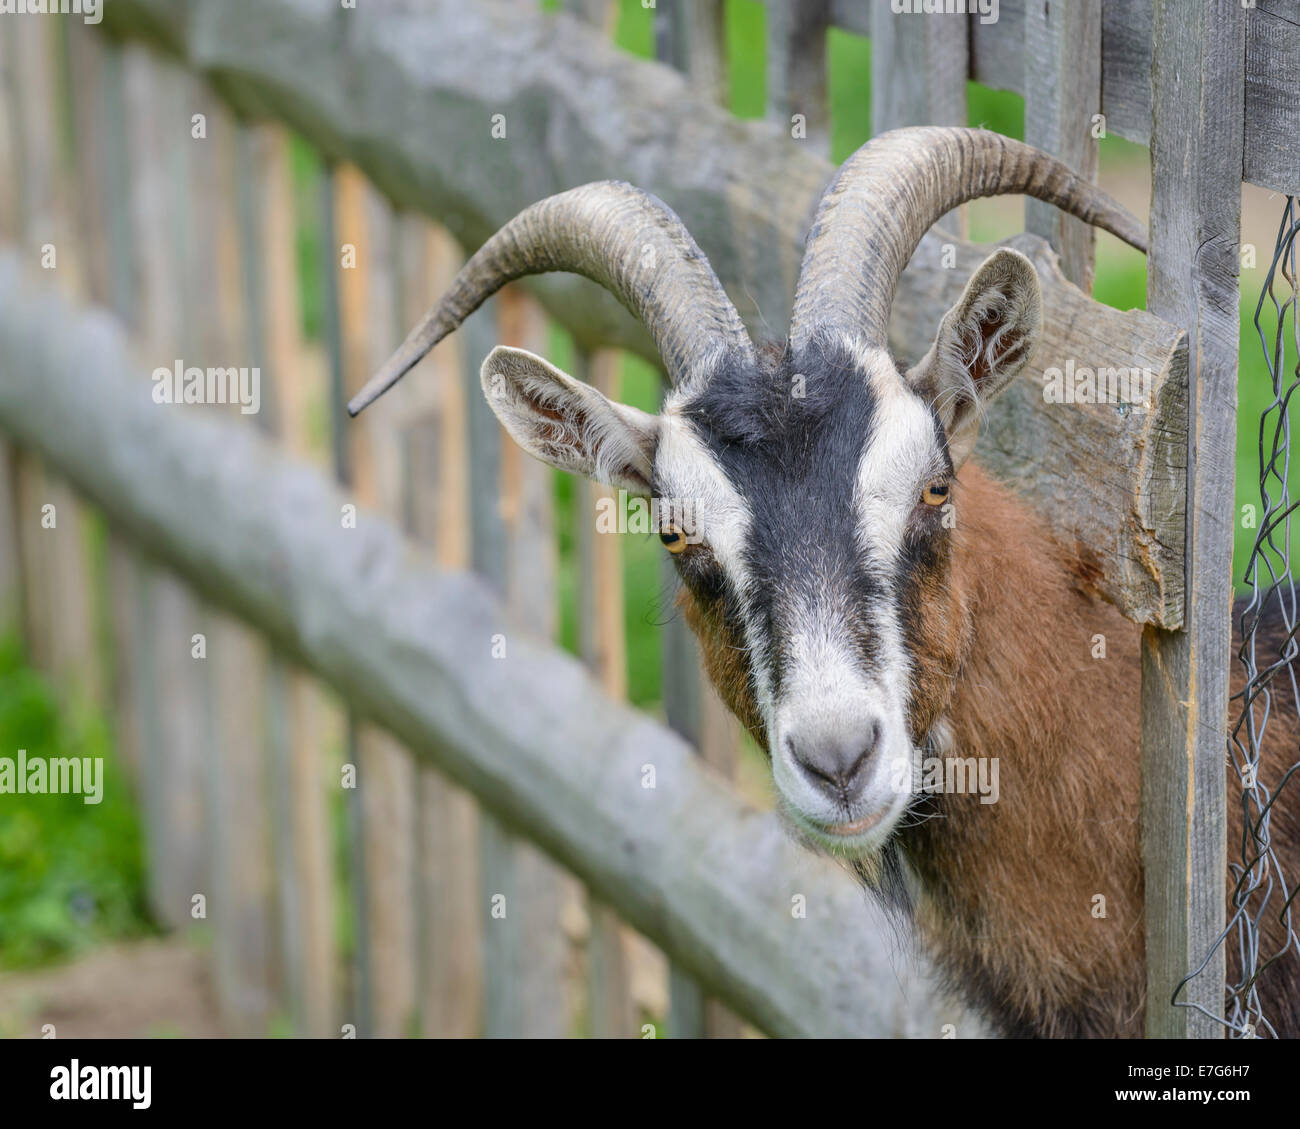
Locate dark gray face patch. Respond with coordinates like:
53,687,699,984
665,338,945,705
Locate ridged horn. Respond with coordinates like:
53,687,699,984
789,126,1149,352
348,181,753,416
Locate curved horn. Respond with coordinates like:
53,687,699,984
788,126,1148,353
348,181,752,416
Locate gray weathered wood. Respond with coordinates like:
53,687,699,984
1023,0,1101,291
239,119,337,1039
398,216,484,1039
766,0,830,156
1141,0,1242,1040
654,0,727,107
1244,0,1300,196
871,2,970,240
0,254,978,1038
1100,0,1153,146
500,291,580,1036
870,3,969,133
969,0,1026,95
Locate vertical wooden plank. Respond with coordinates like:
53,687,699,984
104,534,143,782
332,165,421,1038
497,287,582,1037
654,0,728,105
235,120,339,1038
869,5,969,133
1141,0,1242,1040
869,4,969,239
766,0,831,154
1023,0,1102,291
462,266,574,1037
204,609,276,1033
572,348,638,1038
317,158,376,1036
142,569,209,931
95,36,144,786
398,217,485,1039
4,16,98,706
117,51,215,954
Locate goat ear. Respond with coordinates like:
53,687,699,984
906,248,1041,469
480,345,659,495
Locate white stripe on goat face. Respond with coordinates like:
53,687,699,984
654,405,776,722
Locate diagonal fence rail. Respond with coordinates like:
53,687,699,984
0,252,976,1039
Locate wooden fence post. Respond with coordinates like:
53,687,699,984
400,218,484,1039
1141,0,1243,1039
572,347,638,1038
236,118,339,1039
870,3,969,238
1023,0,1102,291
465,275,574,1039
332,164,422,1038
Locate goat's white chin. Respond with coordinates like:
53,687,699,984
785,790,911,857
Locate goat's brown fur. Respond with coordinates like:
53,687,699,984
680,460,1300,1038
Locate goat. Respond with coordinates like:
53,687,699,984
349,127,1299,1038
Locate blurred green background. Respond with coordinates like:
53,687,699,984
1,0,1291,978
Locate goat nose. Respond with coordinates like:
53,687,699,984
786,719,882,801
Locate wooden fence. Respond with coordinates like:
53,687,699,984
0,0,1293,1038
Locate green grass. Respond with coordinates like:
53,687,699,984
0,636,154,970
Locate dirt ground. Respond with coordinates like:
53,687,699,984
0,939,227,1039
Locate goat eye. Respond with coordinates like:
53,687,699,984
921,481,949,507
659,525,688,554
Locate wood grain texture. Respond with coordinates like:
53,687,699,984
1141,0,1242,1039
871,1,970,240
870,3,969,133
766,0,830,155
0,256,981,1037
970,0,1026,95
1100,0,1153,146
1244,0,1300,196
491,286,578,1039
399,216,484,1038
239,119,338,1039
572,347,638,1038
1023,0,1101,291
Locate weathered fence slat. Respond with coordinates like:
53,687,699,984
1023,0,1101,292
498,288,583,1038
571,347,637,1038
1140,0,1243,1039
399,215,484,1039
766,0,830,156
239,119,338,1038
334,165,422,1038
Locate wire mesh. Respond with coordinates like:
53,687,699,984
1177,197,1300,1038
